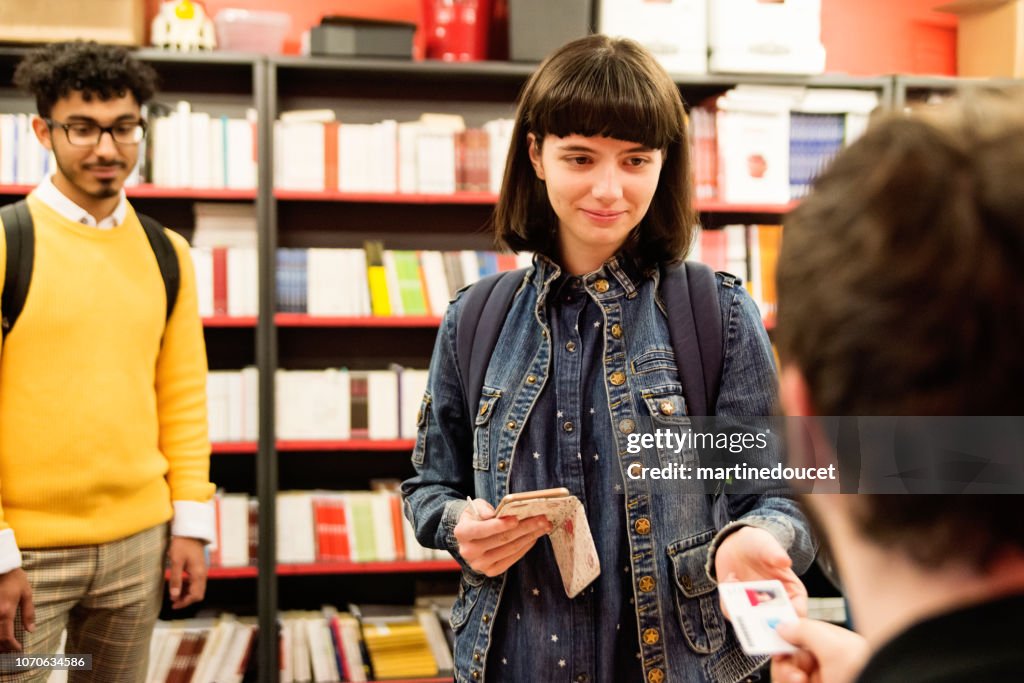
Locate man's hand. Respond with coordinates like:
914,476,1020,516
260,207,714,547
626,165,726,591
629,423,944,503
0,569,33,652
167,537,207,609
714,525,808,617
771,619,869,683
454,499,552,577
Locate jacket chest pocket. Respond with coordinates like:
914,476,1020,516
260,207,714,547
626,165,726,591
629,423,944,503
473,388,502,471
667,530,726,655
642,393,698,469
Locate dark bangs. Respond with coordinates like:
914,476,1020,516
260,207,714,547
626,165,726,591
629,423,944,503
527,48,681,151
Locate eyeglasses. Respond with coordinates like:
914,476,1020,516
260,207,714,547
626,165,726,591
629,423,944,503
44,118,147,147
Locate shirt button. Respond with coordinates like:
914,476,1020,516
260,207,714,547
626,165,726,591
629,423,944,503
526,375,537,384
647,667,665,683
576,674,589,683
506,420,517,430
497,460,507,471
563,421,574,432
482,613,491,623
609,371,626,386
471,670,481,680
611,323,623,339
659,400,675,416
565,341,577,353
594,278,610,293
638,576,656,592
634,517,651,535
642,628,660,645
473,653,482,662
619,419,636,434
681,575,693,591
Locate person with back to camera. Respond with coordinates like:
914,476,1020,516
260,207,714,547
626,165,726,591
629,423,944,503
768,89,1024,683
0,42,215,682
402,34,815,683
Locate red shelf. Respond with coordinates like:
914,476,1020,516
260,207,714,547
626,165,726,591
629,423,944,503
274,189,496,204
208,566,258,578
278,439,415,452
212,442,258,454
0,184,256,200
276,314,442,328
176,561,457,579
277,560,459,576
203,316,257,327
212,440,416,453
696,200,798,214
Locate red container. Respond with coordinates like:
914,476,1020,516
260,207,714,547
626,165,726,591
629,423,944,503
422,0,493,61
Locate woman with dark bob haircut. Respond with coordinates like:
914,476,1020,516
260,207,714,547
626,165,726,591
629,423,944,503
403,35,814,683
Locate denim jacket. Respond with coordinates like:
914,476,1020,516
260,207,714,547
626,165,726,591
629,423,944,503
402,255,815,683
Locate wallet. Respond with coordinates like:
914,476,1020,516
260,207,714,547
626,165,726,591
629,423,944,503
494,491,601,598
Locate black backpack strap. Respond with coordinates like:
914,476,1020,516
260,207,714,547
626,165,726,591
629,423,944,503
455,268,528,416
661,261,724,416
1,200,34,341
136,212,179,323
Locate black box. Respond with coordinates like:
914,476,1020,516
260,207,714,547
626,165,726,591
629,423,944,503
508,0,593,62
310,17,416,59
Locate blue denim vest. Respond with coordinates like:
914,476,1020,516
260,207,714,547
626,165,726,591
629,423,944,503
402,255,815,683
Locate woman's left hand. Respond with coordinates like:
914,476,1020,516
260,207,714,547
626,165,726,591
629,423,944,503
714,525,808,618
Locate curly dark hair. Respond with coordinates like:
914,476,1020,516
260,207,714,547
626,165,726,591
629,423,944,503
13,41,158,117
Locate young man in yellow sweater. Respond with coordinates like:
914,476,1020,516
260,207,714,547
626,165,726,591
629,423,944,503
0,42,215,681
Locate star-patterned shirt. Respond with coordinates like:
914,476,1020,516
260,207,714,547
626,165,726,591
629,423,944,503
486,268,643,682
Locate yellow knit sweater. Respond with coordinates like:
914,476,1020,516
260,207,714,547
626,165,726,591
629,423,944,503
0,193,214,548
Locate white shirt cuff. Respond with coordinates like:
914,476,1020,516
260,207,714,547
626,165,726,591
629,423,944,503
172,500,216,544
0,529,22,573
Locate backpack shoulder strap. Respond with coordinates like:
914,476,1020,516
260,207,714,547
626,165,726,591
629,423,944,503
1,200,35,341
661,261,724,416
136,212,179,323
455,268,528,416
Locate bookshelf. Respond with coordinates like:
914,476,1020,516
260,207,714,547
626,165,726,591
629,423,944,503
892,74,1024,110
0,44,899,681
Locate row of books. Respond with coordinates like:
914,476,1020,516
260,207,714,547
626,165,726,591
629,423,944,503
689,224,783,327
274,110,514,196
208,365,428,443
210,486,449,568
193,229,776,325
191,243,532,319
691,86,880,204
277,245,533,317
145,596,455,683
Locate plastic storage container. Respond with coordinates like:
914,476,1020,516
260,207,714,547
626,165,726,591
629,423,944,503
214,9,290,54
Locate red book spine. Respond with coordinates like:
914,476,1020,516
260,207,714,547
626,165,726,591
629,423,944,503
212,246,229,317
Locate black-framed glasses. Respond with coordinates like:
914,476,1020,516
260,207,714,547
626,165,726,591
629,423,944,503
44,118,147,147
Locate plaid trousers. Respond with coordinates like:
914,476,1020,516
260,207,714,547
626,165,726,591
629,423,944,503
3,524,168,683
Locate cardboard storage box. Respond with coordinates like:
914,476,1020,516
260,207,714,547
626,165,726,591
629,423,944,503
709,0,826,75
598,0,707,75
0,0,145,45
938,0,1024,77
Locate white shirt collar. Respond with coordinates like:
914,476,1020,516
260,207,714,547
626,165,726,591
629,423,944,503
34,175,128,229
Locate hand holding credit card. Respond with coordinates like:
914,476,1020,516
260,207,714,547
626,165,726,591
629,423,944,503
719,580,800,656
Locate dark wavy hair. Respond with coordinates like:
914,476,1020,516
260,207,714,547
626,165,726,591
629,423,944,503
493,35,695,267
13,41,158,117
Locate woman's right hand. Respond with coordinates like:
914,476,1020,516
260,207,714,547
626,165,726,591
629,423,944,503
454,498,553,577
